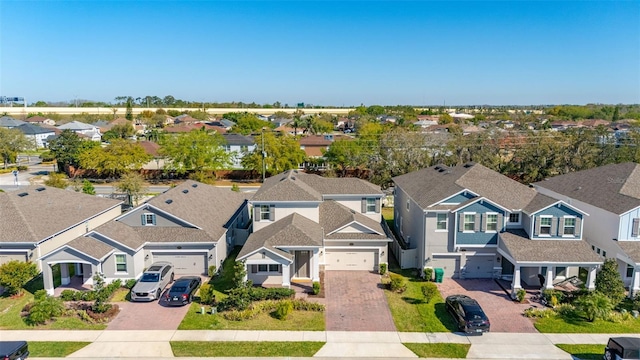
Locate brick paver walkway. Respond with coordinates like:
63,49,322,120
437,279,538,333
324,271,396,331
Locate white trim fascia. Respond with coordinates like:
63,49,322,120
427,189,479,208
39,244,112,262
324,246,382,250
326,221,383,236
524,200,590,217
322,194,383,199
87,230,136,252
250,200,322,205
150,249,209,253
237,247,293,262
451,196,510,213
36,203,122,245
618,206,640,218
125,204,203,230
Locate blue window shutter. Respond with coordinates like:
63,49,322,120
152,214,157,225
141,214,145,225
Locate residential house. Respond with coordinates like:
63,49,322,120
222,134,256,169
163,123,227,134
25,115,56,126
0,116,26,129
0,186,123,294
392,163,601,295
35,181,250,295
533,162,640,296
139,141,165,170
57,121,102,141
237,170,390,287
15,123,56,148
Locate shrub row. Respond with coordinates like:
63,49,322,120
59,279,122,301
249,287,295,301
221,299,325,321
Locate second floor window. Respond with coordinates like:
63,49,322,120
486,214,498,232
539,217,552,235
464,214,475,231
508,213,520,223
563,217,576,235
436,213,448,230
142,213,156,226
260,205,272,221
366,198,376,213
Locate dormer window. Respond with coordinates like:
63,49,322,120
562,217,576,236
485,213,498,232
142,213,156,226
539,216,552,235
508,213,520,224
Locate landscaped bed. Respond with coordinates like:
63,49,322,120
28,341,91,357
555,344,604,360
171,341,325,357
403,343,470,358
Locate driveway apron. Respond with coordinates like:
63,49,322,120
107,294,191,330
324,271,396,331
437,279,538,333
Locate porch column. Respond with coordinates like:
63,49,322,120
74,263,83,276
545,267,554,290
282,264,291,288
586,266,597,291
60,264,70,285
242,264,248,284
43,264,55,296
630,267,640,298
311,250,320,282
511,265,522,298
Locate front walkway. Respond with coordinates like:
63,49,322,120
437,279,538,333
324,271,396,331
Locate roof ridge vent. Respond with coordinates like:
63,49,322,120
463,162,475,168
17,192,28,197
182,189,189,194
36,187,46,191
192,183,198,188
165,199,173,204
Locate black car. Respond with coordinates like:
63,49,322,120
165,276,201,306
445,294,490,335
604,337,640,360
0,341,29,360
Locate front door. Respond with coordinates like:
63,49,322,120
295,251,310,278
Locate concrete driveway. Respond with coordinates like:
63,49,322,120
437,279,538,333
324,271,396,331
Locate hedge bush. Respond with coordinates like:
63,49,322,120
312,282,320,295
389,273,407,293
379,263,387,275
199,283,216,305
125,279,137,289
421,282,438,303
26,290,65,325
249,287,295,301
274,301,293,320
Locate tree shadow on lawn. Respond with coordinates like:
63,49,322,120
434,303,459,332
402,297,425,305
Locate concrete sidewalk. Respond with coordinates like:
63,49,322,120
5,330,636,359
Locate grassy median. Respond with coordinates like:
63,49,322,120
171,341,325,357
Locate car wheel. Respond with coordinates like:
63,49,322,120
604,350,613,360
188,294,193,304
156,289,161,300
170,273,174,283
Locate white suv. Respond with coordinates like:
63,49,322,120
130,262,174,301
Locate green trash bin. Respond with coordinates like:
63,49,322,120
434,268,444,283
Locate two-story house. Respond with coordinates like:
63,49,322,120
16,123,56,148
57,121,102,141
222,133,256,169
533,162,640,296
237,170,390,287
392,163,601,295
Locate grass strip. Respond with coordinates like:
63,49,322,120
555,344,605,360
403,343,470,358
171,341,325,357
28,341,90,357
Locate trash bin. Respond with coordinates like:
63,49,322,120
434,268,444,283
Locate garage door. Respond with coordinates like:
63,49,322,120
325,250,377,271
463,255,494,278
431,255,460,278
152,252,206,275
0,252,27,266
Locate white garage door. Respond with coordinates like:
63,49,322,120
152,252,206,275
431,255,460,278
325,250,377,271
463,255,494,278
0,252,27,266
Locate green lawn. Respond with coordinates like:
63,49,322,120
109,287,131,302
178,302,325,330
384,267,457,332
171,341,325,357
535,313,640,333
29,342,90,357
403,343,470,358
555,344,605,360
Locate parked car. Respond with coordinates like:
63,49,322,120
604,337,640,360
445,294,490,335
0,340,29,360
131,262,174,302
165,276,202,306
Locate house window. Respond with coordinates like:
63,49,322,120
508,213,520,223
563,217,576,235
366,198,376,213
602,250,607,257
539,217,552,235
464,214,475,231
436,213,448,230
258,264,268,272
269,264,280,272
486,213,498,232
596,248,601,254
115,254,127,272
627,265,634,278
556,266,566,277
142,213,156,226
260,205,271,221
406,200,410,211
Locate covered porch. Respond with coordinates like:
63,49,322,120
498,230,603,297
241,247,321,288
616,242,640,297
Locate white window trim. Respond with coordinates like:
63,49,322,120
463,212,476,233
435,213,448,232
562,216,577,237
254,264,281,274
259,205,271,222
508,212,521,225
143,213,156,226
406,199,410,211
485,212,499,233
365,197,376,214
114,253,127,273
538,215,553,237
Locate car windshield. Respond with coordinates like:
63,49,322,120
140,273,160,282
171,286,187,292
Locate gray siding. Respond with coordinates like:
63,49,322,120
455,201,505,246
118,207,193,228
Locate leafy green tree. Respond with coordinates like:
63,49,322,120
159,129,231,174
324,139,366,176
595,258,626,306
116,171,147,206
48,130,84,171
91,272,112,313
78,139,151,177
44,172,68,188
82,179,96,195
125,97,133,120
0,127,33,169
439,113,453,124
0,260,38,296
102,123,136,142
227,112,273,135
26,290,64,325
241,131,306,176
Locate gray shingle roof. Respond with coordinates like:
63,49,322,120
147,180,249,240
0,185,122,243
66,236,115,260
533,162,640,215
223,133,255,146
499,229,602,263
237,213,323,260
522,193,561,215
320,201,387,240
90,221,144,249
252,170,382,202
16,123,55,135
618,241,640,264
57,121,96,130
0,116,26,128
393,164,538,211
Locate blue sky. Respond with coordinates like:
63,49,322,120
1,1,638,106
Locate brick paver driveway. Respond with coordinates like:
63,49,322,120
107,291,192,330
324,271,396,331
437,279,538,333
